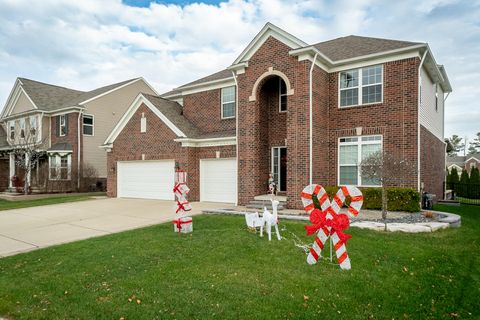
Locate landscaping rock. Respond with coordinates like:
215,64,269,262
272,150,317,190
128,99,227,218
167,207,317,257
350,221,386,231
386,223,431,233
416,222,449,231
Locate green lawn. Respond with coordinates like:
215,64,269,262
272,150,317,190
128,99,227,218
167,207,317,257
0,205,478,319
0,195,95,211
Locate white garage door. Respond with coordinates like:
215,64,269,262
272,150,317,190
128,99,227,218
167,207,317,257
200,158,237,203
117,160,175,200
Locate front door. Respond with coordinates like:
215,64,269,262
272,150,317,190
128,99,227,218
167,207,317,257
272,147,287,192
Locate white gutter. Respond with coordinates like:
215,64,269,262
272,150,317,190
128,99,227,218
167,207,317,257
77,109,84,189
418,49,428,192
309,53,318,185
232,70,239,206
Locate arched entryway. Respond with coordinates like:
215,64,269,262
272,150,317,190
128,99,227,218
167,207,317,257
255,74,289,194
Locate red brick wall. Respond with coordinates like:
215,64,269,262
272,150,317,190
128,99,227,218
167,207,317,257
182,89,236,134
420,125,445,200
324,58,420,189
0,159,9,191
236,36,310,209
50,112,82,175
107,103,236,200
465,158,480,172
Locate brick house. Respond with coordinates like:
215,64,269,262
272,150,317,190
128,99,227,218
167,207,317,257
0,77,157,192
447,154,480,175
103,23,451,208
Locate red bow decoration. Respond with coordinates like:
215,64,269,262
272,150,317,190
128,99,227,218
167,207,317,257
304,209,351,245
176,201,191,214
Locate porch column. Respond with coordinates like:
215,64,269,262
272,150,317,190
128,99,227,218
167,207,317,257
25,153,31,188
9,153,15,189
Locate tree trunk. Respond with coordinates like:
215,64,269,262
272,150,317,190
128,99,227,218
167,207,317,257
382,185,388,231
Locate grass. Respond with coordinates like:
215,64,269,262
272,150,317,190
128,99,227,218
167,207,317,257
0,205,478,319
0,195,95,211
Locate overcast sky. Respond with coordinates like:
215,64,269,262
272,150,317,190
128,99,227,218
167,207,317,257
0,0,478,143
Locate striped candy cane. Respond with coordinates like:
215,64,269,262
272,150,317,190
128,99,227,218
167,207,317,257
301,185,363,270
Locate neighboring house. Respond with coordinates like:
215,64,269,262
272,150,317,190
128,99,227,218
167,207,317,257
447,154,480,175
0,77,157,192
102,23,451,209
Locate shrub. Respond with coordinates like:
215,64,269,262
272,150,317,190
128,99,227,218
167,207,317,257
313,186,420,212
457,170,470,197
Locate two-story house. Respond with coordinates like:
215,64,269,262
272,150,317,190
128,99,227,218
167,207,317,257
0,77,157,192
102,23,451,209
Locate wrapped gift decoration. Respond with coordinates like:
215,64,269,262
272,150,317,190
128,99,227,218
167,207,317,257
173,216,193,233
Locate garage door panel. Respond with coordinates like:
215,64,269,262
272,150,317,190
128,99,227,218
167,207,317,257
200,158,237,203
117,161,174,200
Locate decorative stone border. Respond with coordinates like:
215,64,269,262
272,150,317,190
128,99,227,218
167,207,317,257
202,209,461,233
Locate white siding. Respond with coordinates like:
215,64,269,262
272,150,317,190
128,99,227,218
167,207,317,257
419,67,444,139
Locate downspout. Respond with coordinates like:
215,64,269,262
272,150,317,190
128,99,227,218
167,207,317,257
231,70,238,206
77,108,84,190
417,49,428,192
443,92,450,199
309,53,318,185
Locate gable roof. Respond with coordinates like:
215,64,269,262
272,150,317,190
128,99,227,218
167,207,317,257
313,35,422,62
161,23,443,96
19,78,84,111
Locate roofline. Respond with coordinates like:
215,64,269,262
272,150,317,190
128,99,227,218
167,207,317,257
232,22,308,65
1,79,40,119
174,136,237,147
466,156,480,162
163,76,235,99
1,106,83,121
78,77,145,105
103,93,187,146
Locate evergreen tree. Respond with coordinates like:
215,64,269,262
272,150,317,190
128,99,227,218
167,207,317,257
447,135,465,156
468,167,480,199
458,170,470,197
450,167,460,185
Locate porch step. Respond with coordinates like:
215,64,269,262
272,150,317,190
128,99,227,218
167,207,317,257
253,194,287,202
245,200,286,211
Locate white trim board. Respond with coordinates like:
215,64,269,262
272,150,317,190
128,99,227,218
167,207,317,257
174,136,236,147
233,22,308,65
103,94,187,146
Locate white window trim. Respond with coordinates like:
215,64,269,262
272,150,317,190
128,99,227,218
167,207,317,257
59,114,66,137
19,118,26,138
83,114,94,136
140,112,147,133
271,146,287,192
338,65,383,108
8,120,15,141
221,86,236,119
48,154,72,181
337,135,383,187
29,115,37,136
279,78,287,113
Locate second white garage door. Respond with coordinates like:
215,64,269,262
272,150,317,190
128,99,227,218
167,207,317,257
200,158,237,203
117,160,175,200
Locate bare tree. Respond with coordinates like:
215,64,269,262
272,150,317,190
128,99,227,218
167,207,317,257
11,125,46,194
360,151,417,230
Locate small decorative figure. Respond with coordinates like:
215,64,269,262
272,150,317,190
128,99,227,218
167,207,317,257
259,199,281,241
268,173,277,195
245,211,262,230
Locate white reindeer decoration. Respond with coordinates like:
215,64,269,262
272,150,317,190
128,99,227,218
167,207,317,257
259,199,282,241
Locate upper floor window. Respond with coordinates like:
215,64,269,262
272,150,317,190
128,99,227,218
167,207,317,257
9,121,15,140
279,79,287,112
59,114,67,136
29,115,37,136
221,86,236,119
339,65,383,107
83,114,94,136
338,135,382,186
19,118,26,138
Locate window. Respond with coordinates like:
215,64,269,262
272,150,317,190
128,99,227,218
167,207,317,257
279,79,287,112
140,113,147,133
83,114,94,136
9,121,15,140
221,86,236,119
338,135,382,186
340,65,383,107
29,115,37,136
19,118,25,138
49,154,71,180
59,115,67,136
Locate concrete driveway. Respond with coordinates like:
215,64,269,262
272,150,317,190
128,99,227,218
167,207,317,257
0,198,234,257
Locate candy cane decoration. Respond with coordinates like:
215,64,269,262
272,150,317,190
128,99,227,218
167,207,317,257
301,184,363,270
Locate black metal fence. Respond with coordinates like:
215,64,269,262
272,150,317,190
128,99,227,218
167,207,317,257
445,182,480,205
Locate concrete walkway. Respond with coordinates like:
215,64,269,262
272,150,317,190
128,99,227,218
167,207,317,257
0,198,234,257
